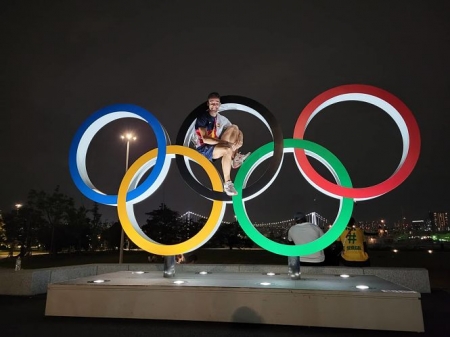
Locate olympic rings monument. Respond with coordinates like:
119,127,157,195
45,85,424,332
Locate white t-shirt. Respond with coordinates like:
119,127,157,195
288,222,325,263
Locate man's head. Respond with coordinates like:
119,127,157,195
294,211,307,224
207,92,221,115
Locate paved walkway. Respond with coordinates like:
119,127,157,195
1,288,449,337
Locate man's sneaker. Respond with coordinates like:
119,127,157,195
232,152,251,169
224,180,238,196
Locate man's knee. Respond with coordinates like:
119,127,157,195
223,147,233,157
226,125,239,133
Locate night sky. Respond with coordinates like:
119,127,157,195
1,0,449,226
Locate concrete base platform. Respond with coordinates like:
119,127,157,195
1,264,430,295
45,270,424,332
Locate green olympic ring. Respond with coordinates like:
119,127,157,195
232,138,354,256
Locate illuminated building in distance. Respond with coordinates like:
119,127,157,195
429,212,449,232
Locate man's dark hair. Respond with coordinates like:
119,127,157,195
207,92,220,100
294,211,307,224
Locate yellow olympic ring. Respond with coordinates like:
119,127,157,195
117,145,225,255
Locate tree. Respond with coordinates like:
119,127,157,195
1,205,41,256
2,211,22,256
141,203,182,244
88,202,107,251
101,221,122,250
65,205,91,251
0,213,6,247
27,186,89,254
211,220,250,249
2,189,109,255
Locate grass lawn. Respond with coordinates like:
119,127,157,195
0,249,286,269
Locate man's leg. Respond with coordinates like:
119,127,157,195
221,125,241,152
212,145,233,182
288,256,301,280
197,144,236,195
212,145,239,196
221,125,249,169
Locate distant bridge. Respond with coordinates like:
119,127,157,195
178,211,329,230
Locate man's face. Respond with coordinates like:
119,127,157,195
208,98,221,114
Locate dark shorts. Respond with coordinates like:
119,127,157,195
196,144,215,161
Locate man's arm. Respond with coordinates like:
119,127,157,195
197,127,232,147
287,228,296,245
362,230,369,253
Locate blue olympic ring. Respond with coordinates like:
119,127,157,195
68,104,167,206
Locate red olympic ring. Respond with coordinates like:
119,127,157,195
293,84,421,200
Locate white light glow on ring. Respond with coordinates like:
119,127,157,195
76,112,146,196
240,147,344,204
120,151,226,253
300,93,410,201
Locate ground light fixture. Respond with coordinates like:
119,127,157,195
198,271,210,275
266,272,276,276
87,279,110,284
428,250,433,254
393,249,398,253
173,280,185,284
340,274,350,278
260,282,272,286
356,285,369,290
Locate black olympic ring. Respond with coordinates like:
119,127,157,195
175,95,284,202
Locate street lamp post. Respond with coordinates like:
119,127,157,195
15,203,22,215
14,203,24,258
119,133,136,264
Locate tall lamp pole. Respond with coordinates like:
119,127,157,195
15,203,22,215
14,203,23,257
119,133,136,264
